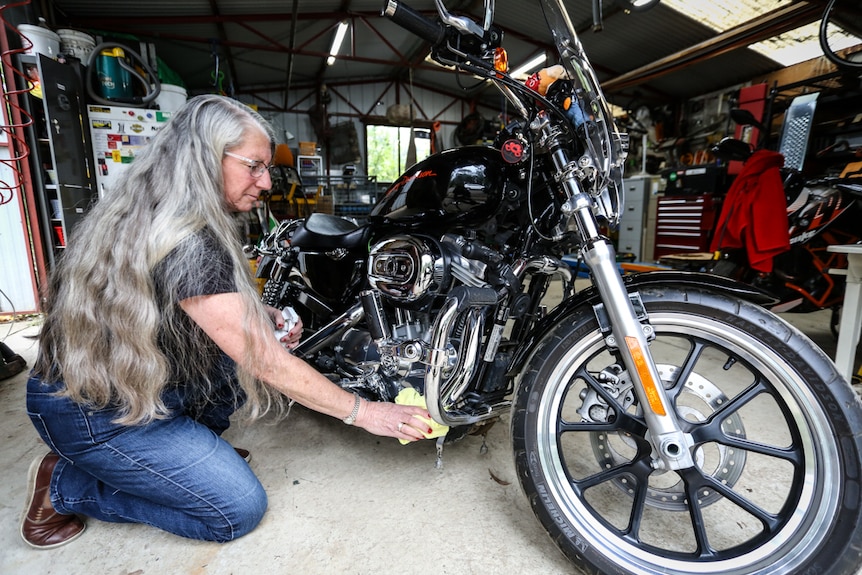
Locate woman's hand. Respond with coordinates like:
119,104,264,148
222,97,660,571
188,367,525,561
264,305,282,325
354,398,433,442
277,318,303,349
266,305,303,349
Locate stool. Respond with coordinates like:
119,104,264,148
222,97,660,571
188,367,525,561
827,244,862,382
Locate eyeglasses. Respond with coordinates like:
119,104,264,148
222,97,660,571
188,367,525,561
224,151,272,178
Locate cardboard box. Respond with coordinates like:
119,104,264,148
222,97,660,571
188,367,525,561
299,141,317,156
315,195,334,214
290,194,334,217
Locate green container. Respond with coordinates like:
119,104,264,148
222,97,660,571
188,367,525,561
96,47,132,100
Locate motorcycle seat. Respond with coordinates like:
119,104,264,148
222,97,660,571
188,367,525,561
290,212,372,251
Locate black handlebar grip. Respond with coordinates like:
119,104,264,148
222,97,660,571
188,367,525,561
381,0,445,45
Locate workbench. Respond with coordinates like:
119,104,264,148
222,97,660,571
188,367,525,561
828,244,862,382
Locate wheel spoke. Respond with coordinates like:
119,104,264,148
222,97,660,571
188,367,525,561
625,467,652,540
574,454,656,541
714,434,802,465
689,377,805,466
576,456,652,491
697,377,766,425
684,467,782,532
667,338,709,400
680,469,718,559
560,365,648,437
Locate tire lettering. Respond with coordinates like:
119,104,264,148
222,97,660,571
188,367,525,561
536,482,578,540
528,390,539,413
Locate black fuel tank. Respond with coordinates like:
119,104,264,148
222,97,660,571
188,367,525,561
369,146,510,227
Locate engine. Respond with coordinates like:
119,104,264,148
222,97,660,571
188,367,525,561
332,233,492,401
367,234,489,308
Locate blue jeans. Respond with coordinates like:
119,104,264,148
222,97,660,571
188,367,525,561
25,363,267,542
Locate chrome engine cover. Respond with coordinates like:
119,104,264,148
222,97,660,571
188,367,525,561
367,235,447,303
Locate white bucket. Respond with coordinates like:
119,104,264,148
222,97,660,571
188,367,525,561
57,29,96,62
18,24,60,59
156,84,187,113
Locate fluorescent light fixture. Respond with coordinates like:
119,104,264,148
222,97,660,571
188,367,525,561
327,20,349,66
510,53,547,79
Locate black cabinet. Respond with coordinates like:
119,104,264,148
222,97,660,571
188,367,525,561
17,53,96,265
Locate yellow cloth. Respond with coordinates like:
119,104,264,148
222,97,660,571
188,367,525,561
394,388,449,445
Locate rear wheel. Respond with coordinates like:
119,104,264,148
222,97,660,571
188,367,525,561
512,285,862,574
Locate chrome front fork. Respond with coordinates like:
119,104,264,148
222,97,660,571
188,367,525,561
551,148,695,471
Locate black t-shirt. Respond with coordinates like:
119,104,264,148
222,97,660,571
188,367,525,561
168,228,237,301
153,228,238,385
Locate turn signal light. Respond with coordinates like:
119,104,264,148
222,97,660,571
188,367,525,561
494,47,508,74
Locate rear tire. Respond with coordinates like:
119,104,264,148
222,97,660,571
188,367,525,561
512,285,862,574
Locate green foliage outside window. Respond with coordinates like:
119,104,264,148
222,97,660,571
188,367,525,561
366,125,431,183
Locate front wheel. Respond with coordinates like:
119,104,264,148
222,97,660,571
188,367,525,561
512,285,862,575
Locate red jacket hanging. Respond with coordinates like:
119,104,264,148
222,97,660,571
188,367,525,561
710,149,790,272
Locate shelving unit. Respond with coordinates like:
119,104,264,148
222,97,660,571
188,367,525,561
17,53,96,266
302,175,381,218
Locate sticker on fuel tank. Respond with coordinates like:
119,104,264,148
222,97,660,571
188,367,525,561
501,139,525,163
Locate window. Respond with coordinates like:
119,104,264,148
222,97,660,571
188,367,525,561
366,125,431,183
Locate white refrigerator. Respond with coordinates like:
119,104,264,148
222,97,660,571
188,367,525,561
87,105,173,197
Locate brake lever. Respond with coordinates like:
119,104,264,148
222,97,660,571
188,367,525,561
434,0,485,38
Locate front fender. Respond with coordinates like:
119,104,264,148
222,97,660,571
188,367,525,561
509,271,778,376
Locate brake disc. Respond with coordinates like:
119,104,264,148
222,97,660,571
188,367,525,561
589,363,747,511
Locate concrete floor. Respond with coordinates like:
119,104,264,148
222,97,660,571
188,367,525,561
1,305,860,575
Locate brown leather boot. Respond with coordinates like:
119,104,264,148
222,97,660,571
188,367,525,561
20,453,86,549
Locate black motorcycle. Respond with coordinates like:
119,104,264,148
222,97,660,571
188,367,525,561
250,1,862,573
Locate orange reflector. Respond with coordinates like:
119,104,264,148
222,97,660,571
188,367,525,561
494,47,508,74
563,96,571,111
625,336,666,416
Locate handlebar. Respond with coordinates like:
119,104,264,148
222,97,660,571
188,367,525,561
381,0,445,45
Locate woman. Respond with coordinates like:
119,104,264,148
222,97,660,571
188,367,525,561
22,94,430,549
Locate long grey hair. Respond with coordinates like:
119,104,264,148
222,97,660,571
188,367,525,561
34,94,284,424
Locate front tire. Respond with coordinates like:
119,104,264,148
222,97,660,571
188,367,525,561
512,285,862,575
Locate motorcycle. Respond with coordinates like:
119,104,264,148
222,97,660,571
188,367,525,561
250,1,862,573
710,111,862,330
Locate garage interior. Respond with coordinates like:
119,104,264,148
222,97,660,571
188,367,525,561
2,1,862,312
1,0,862,573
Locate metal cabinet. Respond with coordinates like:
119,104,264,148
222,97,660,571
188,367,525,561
18,53,96,266
653,194,719,260
617,176,656,261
